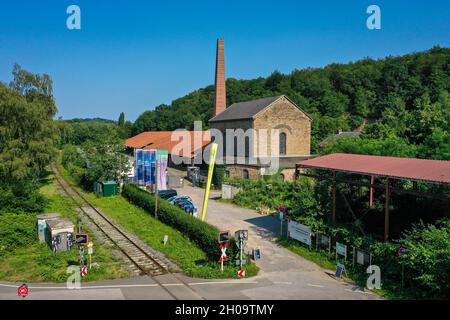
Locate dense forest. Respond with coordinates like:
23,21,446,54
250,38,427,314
132,46,450,159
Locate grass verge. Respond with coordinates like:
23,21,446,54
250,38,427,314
0,173,129,283
58,164,259,279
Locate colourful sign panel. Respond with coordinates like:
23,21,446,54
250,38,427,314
134,148,168,191
156,149,168,191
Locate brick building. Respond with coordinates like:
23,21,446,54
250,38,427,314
209,39,312,181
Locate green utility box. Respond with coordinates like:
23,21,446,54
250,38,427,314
94,180,119,197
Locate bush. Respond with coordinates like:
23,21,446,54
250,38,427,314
0,182,46,214
392,219,450,298
212,165,226,188
0,212,37,256
122,184,236,260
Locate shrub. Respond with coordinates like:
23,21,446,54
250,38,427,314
212,165,226,188
0,212,37,256
122,184,235,260
0,182,46,214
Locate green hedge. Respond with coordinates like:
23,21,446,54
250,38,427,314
122,184,236,260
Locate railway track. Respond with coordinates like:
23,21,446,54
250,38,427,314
50,163,205,300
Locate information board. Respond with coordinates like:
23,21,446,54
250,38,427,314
287,220,311,246
336,242,347,257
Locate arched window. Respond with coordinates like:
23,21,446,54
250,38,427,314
279,174,285,182
279,132,287,155
245,136,249,158
243,169,249,180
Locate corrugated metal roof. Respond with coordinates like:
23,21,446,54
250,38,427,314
125,131,211,158
209,96,281,122
297,153,450,184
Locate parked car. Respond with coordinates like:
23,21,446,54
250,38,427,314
158,189,178,200
175,199,198,217
166,195,198,217
169,196,192,205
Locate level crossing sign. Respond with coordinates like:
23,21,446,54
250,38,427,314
219,242,228,262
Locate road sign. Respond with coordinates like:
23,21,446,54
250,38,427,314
87,247,93,255
18,284,28,298
75,234,89,245
219,242,228,262
218,231,230,243
235,259,247,266
234,230,248,241
219,242,228,272
81,266,88,277
237,269,245,278
79,245,85,264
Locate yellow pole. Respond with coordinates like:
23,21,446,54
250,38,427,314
201,143,218,222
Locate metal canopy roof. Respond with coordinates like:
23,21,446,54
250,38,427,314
296,153,450,184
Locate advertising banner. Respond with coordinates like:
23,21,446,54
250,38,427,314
287,220,312,246
144,149,151,186
156,149,168,191
135,149,144,185
150,149,156,189
134,148,168,191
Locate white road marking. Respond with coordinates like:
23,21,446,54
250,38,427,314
307,283,324,288
345,288,373,295
189,281,258,286
0,280,258,290
273,281,292,285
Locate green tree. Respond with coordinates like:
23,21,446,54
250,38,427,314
118,112,125,127
0,65,58,213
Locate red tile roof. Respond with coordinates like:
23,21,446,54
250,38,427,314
297,153,450,184
125,131,211,158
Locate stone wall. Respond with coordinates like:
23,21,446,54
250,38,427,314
253,96,311,157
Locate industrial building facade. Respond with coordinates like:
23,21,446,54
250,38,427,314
209,39,312,181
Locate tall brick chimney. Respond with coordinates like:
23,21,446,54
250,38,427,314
214,38,226,116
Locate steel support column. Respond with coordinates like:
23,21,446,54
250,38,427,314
369,176,374,208
384,177,390,242
332,170,336,225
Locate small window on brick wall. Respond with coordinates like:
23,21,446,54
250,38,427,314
243,169,249,180
280,132,287,155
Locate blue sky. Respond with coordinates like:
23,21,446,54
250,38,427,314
0,0,449,121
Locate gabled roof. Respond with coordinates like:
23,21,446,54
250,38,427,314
209,96,280,122
209,95,311,122
297,153,450,184
125,131,211,158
